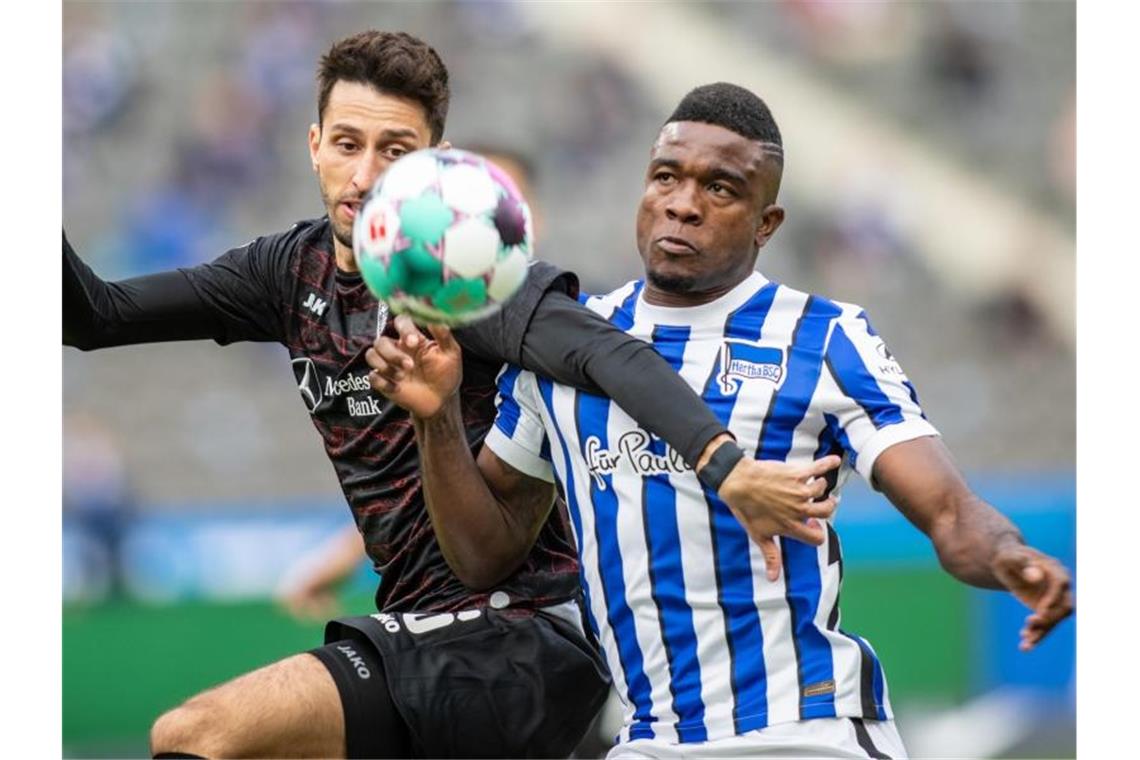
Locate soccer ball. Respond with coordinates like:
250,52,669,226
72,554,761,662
353,148,533,325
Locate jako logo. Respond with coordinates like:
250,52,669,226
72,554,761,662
335,645,371,679
303,292,328,317
718,340,784,394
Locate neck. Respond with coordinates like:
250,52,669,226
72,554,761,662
333,238,358,273
642,271,752,308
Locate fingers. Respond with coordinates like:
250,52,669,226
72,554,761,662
380,338,415,372
786,519,827,547
393,314,423,351
425,323,458,354
1010,557,1073,651
758,536,783,582
365,342,410,395
368,369,397,395
802,496,838,521
807,455,842,478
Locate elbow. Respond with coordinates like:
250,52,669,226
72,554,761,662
454,561,513,593
458,569,504,593
448,548,525,593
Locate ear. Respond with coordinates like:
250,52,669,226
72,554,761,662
438,139,452,151
754,204,785,250
308,124,321,172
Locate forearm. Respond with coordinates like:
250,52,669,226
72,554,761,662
927,492,1025,589
876,437,1025,589
519,291,729,467
63,230,224,349
414,398,541,590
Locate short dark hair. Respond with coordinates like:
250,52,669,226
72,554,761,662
666,83,782,152
316,30,450,144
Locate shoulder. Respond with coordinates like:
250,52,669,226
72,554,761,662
247,217,329,261
766,280,868,328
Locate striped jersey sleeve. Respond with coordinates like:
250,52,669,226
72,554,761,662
483,364,555,483
816,306,939,481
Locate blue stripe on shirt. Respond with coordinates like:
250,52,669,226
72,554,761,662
694,282,779,731
610,281,644,330
576,390,657,739
644,325,707,742
755,296,842,720
494,365,524,437
825,323,904,430
537,378,600,641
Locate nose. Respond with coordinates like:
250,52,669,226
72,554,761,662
350,149,387,196
664,181,702,226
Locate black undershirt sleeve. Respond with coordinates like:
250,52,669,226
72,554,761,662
63,230,224,349
455,260,729,468
518,290,729,469
63,229,287,349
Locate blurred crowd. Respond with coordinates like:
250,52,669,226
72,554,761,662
63,0,1074,536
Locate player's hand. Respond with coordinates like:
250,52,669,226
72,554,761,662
716,455,841,582
367,314,463,419
990,543,1073,651
279,583,341,622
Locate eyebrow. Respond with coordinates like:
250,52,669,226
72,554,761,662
327,124,420,141
650,157,748,187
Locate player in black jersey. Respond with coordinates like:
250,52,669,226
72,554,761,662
64,31,843,759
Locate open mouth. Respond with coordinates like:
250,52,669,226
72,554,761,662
341,200,362,220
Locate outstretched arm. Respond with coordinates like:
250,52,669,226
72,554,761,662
370,315,841,584
515,290,725,470
519,291,842,567
63,229,286,349
874,436,1073,651
64,230,223,348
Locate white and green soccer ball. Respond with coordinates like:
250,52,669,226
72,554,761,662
353,148,533,325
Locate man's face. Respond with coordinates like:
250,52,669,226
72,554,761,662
309,81,433,254
635,121,784,296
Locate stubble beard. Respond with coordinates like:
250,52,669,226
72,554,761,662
320,183,356,251
646,267,699,294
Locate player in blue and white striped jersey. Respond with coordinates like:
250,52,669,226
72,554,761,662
369,83,1073,758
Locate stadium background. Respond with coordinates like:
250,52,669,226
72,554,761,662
61,1,1075,757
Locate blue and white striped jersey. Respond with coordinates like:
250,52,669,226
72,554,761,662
483,271,939,745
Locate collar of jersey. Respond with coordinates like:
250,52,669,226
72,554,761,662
634,270,769,326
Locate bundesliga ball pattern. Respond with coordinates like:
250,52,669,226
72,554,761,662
353,148,533,325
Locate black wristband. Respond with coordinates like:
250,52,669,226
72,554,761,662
697,441,745,493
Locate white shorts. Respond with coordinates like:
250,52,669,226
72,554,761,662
607,718,907,759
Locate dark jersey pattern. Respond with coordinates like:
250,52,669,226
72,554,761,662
180,218,580,612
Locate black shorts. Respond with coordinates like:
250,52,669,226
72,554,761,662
310,600,611,758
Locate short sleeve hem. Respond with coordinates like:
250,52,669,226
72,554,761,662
854,419,941,482
485,425,555,483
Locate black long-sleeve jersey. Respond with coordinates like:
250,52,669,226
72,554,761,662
64,219,728,612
